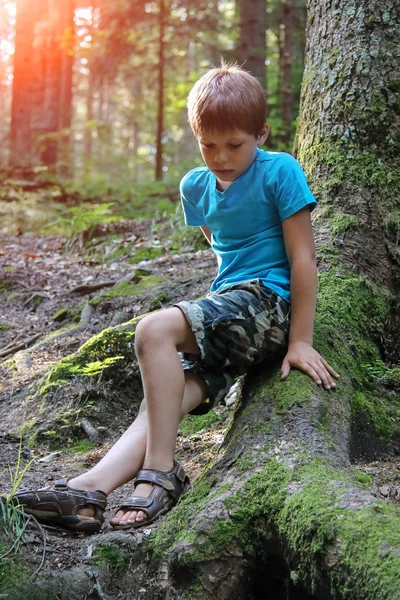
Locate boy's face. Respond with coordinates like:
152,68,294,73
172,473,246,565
198,124,269,189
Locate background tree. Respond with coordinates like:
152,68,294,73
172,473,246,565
9,0,75,170
235,0,267,89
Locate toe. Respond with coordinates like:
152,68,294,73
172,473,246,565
110,509,126,525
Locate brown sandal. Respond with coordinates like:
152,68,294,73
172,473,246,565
12,479,107,534
111,461,190,530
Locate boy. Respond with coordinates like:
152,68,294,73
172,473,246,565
14,63,339,533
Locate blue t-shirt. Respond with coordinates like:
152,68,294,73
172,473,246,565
180,149,316,301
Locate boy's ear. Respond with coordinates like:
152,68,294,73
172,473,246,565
257,123,270,145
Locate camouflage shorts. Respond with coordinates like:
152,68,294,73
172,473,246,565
175,279,290,414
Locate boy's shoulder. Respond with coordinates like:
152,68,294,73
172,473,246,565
255,149,308,182
256,149,300,167
180,166,213,198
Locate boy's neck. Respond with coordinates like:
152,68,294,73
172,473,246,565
216,178,233,192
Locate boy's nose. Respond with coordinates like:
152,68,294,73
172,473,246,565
214,151,227,164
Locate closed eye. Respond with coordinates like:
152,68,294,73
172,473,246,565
229,143,243,149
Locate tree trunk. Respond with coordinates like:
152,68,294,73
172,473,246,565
282,0,294,150
84,69,95,170
236,0,267,89
9,0,75,170
155,0,166,181
9,0,39,169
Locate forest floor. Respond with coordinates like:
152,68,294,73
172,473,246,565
0,184,399,595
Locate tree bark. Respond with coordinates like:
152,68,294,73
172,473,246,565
236,0,267,89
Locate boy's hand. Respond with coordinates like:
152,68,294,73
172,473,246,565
280,341,340,390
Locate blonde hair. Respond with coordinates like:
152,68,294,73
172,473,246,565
187,62,267,138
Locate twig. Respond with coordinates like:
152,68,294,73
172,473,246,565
70,281,115,294
81,419,102,444
30,515,48,579
0,333,43,358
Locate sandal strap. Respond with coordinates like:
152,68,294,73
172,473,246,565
134,461,189,502
50,479,108,511
119,496,155,510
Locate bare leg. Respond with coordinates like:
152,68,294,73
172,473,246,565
69,307,206,524
69,370,207,496
112,307,202,526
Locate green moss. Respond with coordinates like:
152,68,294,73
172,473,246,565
68,439,94,454
256,370,315,414
18,418,38,438
179,410,227,435
351,391,397,439
387,79,400,93
38,321,138,395
0,323,12,331
383,211,400,243
101,275,165,299
150,470,217,557
127,246,165,263
316,241,340,265
355,471,373,486
104,245,131,262
151,457,400,598
329,213,358,236
0,281,9,294
51,307,69,321
317,403,332,432
148,291,173,311
327,49,340,68
234,456,256,471
315,271,387,368
95,544,132,575
299,139,400,205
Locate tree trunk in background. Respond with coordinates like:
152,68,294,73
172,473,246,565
9,0,39,169
84,69,95,171
282,0,294,149
155,0,166,181
56,0,75,176
236,0,267,89
32,0,75,167
9,0,75,170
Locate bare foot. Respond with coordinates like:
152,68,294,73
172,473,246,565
109,482,153,526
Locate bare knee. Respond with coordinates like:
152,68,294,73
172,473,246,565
135,308,198,358
135,310,176,358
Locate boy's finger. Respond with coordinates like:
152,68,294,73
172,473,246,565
280,361,290,380
321,358,340,379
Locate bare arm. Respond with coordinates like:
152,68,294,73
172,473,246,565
281,207,339,389
200,226,212,244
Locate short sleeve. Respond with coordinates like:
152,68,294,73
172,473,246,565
272,154,317,221
180,172,206,226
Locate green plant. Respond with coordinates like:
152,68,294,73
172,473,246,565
361,360,400,387
43,202,119,239
0,439,34,552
